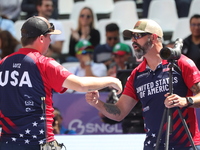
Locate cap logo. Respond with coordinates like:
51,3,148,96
134,20,147,31
134,21,142,28
115,44,120,49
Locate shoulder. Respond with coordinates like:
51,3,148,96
183,35,192,45
177,54,200,76
178,54,195,67
94,44,106,50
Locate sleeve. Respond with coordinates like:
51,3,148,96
43,59,72,93
178,54,200,89
122,69,139,101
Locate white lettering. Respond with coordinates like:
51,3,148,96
19,72,32,87
13,63,21,68
0,70,32,87
10,70,19,86
0,71,9,86
68,119,122,134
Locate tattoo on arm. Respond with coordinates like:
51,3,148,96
103,103,121,116
191,82,200,95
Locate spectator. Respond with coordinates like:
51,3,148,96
53,107,76,135
93,23,120,68
182,14,200,70
0,0,21,22
107,43,132,77
67,40,107,77
36,0,65,59
69,7,100,61
0,15,16,37
21,0,59,19
0,30,22,59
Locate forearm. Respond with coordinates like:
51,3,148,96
189,82,200,108
94,100,123,121
63,75,122,94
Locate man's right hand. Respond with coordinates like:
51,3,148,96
85,91,99,106
111,78,122,95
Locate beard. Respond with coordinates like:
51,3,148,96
132,38,153,59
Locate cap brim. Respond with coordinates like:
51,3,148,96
113,51,127,56
123,29,146,38
48,29,61,35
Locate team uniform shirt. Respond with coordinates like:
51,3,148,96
0,48,72,145
123,55,200,149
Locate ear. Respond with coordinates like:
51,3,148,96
38,35,45,43
152,34,157,40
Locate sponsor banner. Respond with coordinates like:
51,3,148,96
53,92,200,135
53,92,122,135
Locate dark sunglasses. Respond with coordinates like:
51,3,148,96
80,14,91,19
107,37,118,41
43,23,55,35
132,33,151,40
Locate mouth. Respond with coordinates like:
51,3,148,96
132,44,139,50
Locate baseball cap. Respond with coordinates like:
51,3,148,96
123,19,163,38
113,43,131,55
21,16,61,38
75,40,94,55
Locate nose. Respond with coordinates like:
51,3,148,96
131,37,137,42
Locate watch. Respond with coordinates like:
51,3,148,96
186,97,194,107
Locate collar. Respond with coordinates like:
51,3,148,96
138,58,168,72
18,48,40,53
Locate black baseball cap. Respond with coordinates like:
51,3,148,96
21,16,61,38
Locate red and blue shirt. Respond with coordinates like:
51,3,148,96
0,48,72,145
123,55,200,149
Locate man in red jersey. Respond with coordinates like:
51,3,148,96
0,16,122,150
86,19,200,150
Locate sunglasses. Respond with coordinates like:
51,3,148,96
107,37,118,41
132,33,151,40
43,23,55,35
190,23,200,28
80,14,91,19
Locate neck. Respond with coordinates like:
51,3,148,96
145,45,163,71
24,45,42,53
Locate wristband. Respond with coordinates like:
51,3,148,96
186,97,194,107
